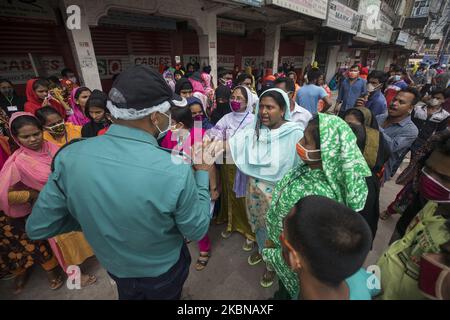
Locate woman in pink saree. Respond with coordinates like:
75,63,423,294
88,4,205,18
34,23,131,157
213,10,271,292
0,112,95,292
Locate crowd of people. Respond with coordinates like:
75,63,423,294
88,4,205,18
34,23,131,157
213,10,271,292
0,59,448,300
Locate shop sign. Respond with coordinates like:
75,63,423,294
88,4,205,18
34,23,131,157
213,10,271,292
133,55,171,69
0,55,64,83
323,1,359,35
267,0,328,20
97,56,131,79
357,0,381,39
376,12,393,44
217,18,245,35
280,56,303,68
396,31,409,47
217,55,235,68
242,56,265,68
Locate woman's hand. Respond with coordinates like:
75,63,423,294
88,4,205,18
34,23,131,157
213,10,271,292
210,188,219,201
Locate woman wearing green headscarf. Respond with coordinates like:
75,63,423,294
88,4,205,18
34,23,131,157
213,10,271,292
263,113,372,299
229,88,304,288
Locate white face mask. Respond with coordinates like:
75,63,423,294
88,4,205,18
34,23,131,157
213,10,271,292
367,83,381,93
155,112,172,140
69,77,78,84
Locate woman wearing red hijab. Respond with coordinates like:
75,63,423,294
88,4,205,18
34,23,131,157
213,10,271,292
24,78,69,118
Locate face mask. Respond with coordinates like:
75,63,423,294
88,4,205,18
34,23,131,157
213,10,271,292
45,122,65,135
193,114,204,122
296,142,321,162
69,77,77,84
349,71,359,79
393,75,402,82
367,83,381,93
155,112,172,140
230,100,243,112
0,88,13,98
419,168,450,203
429,98,441,107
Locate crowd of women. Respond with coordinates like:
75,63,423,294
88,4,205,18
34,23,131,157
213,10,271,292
0,61,449,300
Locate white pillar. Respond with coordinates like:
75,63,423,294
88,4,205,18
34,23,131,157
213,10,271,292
60,1,102,90
325,46,340,83
264,25,281,74
304,35,319,70
198,13,218,88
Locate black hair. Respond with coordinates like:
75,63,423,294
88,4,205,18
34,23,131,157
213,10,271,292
10,115,43,136
445,87,450,99
85,90,108,117
305,115,321,149
61,68,74,78
277,65,283,73
391,65,405,73
431,89,446,98
347,123,366,152
35,106,61,125
236,73,253,85
350,64,360,71
203,65,212,74
186,63,194,70
285,195,372,287
436,130,450,156
32,78,49,91
219,69,232,79
343,108,365,125
255,90,288,141
47,76,60,85
175,78,193,95
368,70,387,84
171,106,193,129
274,77,295,93
74,87,91,100
307,69,323,83
399,87,421,106
112,73,120,83
174,70,184,77
0,78,13,87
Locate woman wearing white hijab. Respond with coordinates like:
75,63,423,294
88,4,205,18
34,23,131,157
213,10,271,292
229,88,304,288
209,86,257,251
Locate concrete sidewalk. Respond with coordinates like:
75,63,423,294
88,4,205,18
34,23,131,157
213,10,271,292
0,176,402,300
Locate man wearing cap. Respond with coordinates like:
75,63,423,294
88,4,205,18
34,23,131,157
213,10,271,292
26,65,218,300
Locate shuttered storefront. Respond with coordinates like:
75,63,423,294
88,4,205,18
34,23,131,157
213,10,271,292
0,21,75,95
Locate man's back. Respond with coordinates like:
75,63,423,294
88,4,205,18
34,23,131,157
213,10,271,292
296,84,326,114
27,124,211,278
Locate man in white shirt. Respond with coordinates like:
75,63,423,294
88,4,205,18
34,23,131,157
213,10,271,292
275,77,312,129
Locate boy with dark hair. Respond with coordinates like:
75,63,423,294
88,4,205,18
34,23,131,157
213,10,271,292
295,69,332,114
364,70,388,116
281,195,378,300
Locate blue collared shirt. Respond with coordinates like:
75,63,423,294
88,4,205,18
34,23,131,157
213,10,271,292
376,114,418,180
338,78,368,111
366,90,387,116
26,124,211,278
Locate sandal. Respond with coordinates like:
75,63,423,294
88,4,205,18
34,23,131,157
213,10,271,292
248,252,262,266
195,252,210,271
380,210,391,220
242,239,254,252
47,269,64,290
81,274,97,287
13,271,29,295
221,230,232,239
260,270,276,288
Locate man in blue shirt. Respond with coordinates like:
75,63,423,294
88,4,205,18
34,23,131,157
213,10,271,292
26,66,221,300
365,70,388,116
376,87,419,181
335,64,367,117
296,69,332,114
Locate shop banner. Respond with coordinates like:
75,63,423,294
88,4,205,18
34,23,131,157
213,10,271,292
396,31,410,47
242,56,265,68
183,55,235,69
323,1,359,35
280,56,304,69
267,0,328,20
376,11,393,44
0,55,64,84
356,0,380,39
97,56,131,79
217,18,245,35
133,55,172,69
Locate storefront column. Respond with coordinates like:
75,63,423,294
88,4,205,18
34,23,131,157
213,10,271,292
325,45,340,83
60,0,102,90
304,35,319,69
264,24,281,74
198,13,218,87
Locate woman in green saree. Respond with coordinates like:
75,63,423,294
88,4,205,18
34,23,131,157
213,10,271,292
263,113,372,299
